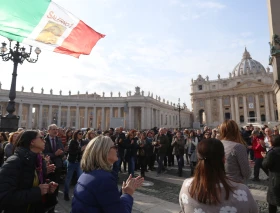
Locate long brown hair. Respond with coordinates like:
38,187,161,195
219,120,246,145
189,138,234,205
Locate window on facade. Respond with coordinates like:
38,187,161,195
198,100,204,107
259,95,264,103
258,79,261,82
223,97,230,105
237,82,241,85
261,114,266,122
248,95,254,103
212,85,216,89
223,82,227,87
238,97,243,105
198,85,203,90
240,115,244,123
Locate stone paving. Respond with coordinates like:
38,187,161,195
54,163,279,213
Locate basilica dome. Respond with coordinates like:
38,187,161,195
232,48,266,77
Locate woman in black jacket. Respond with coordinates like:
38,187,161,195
63,130,86,201
125,130,138,177
262,135,280,213
0,130,58,213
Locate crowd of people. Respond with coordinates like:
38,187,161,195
0,120,279,212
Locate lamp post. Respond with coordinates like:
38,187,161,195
0,39,41,132
174,98,186,130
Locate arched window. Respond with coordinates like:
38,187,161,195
240,115,244,123
261,114,266,122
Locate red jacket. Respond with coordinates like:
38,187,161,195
252,136,265,159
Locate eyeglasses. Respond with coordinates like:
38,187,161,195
78,133,83,135
37,136,44,140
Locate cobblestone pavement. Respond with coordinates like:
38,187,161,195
54,163,279,213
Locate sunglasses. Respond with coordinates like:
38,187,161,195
78,133,83,135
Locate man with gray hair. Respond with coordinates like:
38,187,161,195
43,124,64,213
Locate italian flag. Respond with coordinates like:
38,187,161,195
0,0,105,58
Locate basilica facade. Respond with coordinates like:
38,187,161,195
0,86,191,130
191,48,277,127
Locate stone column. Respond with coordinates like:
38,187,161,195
234,96,240,123
18,103,23,127
243,96,248,123
57,105,61,127
264,92,271,122
128,107,132,129
48,105,52,125
206,99,212,125
75,106,79,129
118,107,121,117
141,107,145,130
270,93,275,121
101,107,105,130
93,107,97,129
267,0,280,120
230,96,235,120
109,107,113,127
38,104,43,129
219,97,223,122
66,106,70,127
255,94,261,122
84,107,88,127
28,104,33,129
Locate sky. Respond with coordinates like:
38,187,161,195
0,0,271,110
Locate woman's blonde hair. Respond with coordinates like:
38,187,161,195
219,120,246,145
80,135,113,172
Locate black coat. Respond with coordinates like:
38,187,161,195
43,135,64,168
262,146,280,206
67,139,83,163
0,147,43,213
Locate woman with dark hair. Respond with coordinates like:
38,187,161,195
179,138,258,212
125,130,138,177
0,130,58,213
63,130,86,201
219,120,251,183
262,135,280,213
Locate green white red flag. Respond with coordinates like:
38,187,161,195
0,0,105,58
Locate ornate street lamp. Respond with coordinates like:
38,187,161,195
0,39,41,132
174,98,186,130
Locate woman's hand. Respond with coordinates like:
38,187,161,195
48,181,59,194
261,151,266,158
134,176,144,189
122,174,145,195
122,178,136,196
47,164,56,174
39,184,49,195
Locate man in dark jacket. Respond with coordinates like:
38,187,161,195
43,124,64,213
154,128,169,176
